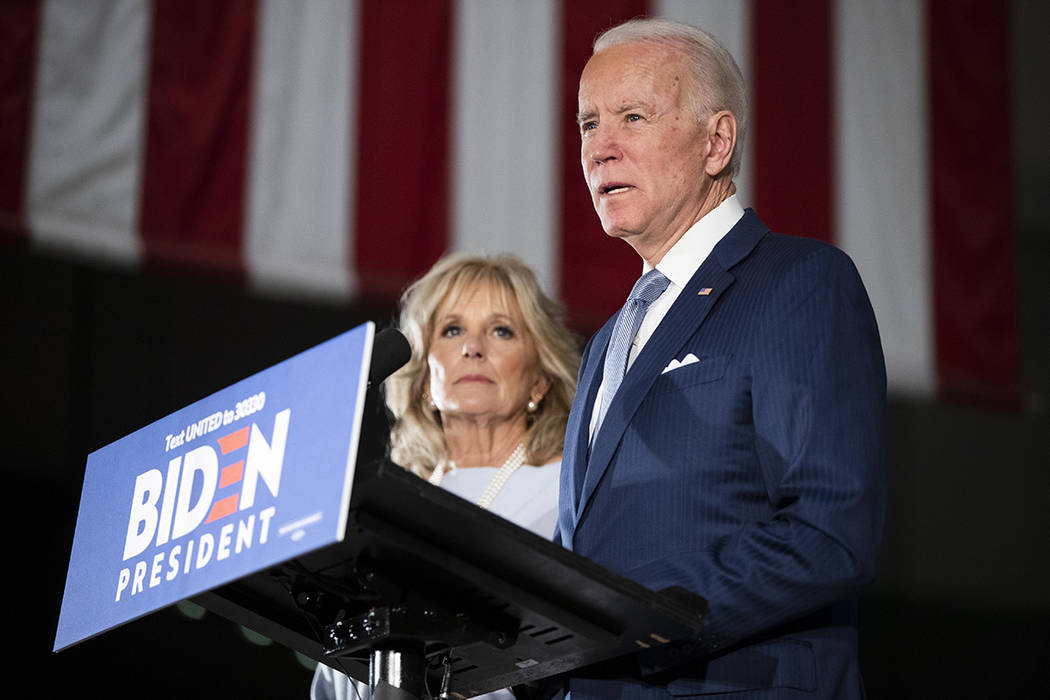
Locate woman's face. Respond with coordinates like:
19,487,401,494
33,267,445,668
427,281,549,425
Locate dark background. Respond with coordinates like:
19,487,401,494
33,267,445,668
7,2,1050,698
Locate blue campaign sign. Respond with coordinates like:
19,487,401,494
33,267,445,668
54,322,375,651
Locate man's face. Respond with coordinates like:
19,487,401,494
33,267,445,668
578,42,713,253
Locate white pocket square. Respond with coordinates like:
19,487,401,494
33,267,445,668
661,353,700,374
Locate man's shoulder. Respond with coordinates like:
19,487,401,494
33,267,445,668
728,222,867,301
751,226,857,272
734,209,843,259
716,208,848,271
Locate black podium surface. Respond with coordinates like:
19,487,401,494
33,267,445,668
195,457,707,699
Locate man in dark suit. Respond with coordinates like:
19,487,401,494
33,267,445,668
558,18,886,699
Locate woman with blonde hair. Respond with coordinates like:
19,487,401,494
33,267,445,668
384,252,578,528
312,252,579,700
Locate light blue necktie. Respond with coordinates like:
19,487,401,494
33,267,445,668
592,269,670,440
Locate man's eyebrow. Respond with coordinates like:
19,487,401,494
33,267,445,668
614,101,650,114
577,102,652,124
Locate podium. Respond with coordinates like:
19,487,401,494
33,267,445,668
192,333,708,699
194,455,707,699
54,324,707,698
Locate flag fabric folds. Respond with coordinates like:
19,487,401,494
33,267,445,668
0,0,1018,404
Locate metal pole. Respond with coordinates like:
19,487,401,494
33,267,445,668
371,642,427,700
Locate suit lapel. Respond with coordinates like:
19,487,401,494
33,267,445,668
574,210,769,529
560,318,614,542
576,267,734,526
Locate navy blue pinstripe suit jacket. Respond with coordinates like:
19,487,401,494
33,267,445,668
557,210,886,699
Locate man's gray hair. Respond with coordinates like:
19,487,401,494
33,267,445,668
594,18,748,178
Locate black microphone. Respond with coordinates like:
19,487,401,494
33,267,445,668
368,327,411,387
357,327,410,467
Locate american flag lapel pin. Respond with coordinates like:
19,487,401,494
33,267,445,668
698,287,712,296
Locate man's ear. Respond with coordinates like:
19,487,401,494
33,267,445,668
704,110,737,177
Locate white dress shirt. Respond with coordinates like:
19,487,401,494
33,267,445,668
589,195,745,440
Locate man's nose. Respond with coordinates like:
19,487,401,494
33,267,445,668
586,125,621,164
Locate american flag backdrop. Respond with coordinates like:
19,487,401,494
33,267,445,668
0,0,1018,405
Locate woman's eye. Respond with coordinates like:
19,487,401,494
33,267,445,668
440,325,461,338
493,326,515,339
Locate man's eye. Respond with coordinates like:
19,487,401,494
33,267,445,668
626,113,642,122
580,121,597,133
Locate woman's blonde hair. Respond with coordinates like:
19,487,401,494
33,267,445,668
384,252,580,477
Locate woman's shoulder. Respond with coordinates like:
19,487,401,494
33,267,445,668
510,458,561,499
523,456,561,478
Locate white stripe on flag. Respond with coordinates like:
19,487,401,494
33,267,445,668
246,0,354,299
28,0,147,263
451,0,560,295
835,0,933,395
656,0,753,207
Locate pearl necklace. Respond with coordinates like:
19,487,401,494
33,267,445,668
428,442,527,510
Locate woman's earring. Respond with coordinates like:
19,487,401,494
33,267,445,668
527,394,542,413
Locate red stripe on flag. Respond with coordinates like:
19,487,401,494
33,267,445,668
751,0,834,244
0,0,41,245
139,0,257,280
928,0,1019,405
354,0,453,303
218,426,250,454
205,493,239,524
559,0,651,333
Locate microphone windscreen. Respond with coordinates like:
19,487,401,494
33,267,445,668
368,327,411,386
